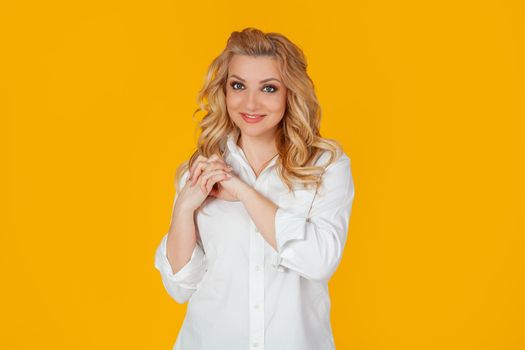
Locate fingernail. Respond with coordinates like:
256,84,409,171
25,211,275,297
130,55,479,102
226,173,232,177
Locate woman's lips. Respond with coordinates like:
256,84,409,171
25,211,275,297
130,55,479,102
241,113,266,123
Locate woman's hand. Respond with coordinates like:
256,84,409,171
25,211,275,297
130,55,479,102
175,154,233,211
188,154,249,202
211,173,249,202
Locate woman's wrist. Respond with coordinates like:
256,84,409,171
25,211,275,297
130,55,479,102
237,185,256,203
173,202,196,217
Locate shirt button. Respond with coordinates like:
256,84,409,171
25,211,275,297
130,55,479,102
254,304,260,309
255,265,261,271
253,342,259,348
273,264,285,272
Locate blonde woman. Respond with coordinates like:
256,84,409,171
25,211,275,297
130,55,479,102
154,27,356,350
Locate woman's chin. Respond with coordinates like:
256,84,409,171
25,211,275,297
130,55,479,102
238,128,277,139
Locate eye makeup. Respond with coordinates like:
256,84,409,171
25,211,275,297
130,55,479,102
229,81,279,93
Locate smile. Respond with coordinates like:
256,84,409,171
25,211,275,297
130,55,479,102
241,113,266,123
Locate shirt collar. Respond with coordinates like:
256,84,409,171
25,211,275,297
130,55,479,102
225,128,241,156
224,129,280,170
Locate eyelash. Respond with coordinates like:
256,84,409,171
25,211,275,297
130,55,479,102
230,81,278,93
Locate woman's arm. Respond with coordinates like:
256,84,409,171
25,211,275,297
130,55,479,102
165,155,234,273
238,151,355,282
154,169,207,304
155,159,231,304
165,203,199,275
238,188,279,251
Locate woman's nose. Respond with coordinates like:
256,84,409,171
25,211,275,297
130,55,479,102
245,90,260,110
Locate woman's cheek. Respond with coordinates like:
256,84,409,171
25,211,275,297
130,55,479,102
270,95,286,112
227,94,242,108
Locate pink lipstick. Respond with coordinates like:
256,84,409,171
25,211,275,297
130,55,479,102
241,113,266,124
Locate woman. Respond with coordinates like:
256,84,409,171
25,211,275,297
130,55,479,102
154,27,355,350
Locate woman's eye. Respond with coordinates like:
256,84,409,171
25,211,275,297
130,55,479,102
231,82,244,90
230,81,278,93
263,85,278,93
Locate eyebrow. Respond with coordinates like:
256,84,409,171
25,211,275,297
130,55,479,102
228,74,281,84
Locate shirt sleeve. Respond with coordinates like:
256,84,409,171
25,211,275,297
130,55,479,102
273,150,355,282
154,168,208,304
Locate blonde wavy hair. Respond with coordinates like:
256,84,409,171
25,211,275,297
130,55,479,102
176,27,344,194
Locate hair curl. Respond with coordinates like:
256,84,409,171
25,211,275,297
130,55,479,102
176,27,344,195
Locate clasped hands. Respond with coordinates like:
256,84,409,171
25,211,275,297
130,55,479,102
187,154,249,202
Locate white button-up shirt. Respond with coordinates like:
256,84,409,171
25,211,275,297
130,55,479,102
154,129,355,350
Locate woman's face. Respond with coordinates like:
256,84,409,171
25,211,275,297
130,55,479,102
226,54,287,139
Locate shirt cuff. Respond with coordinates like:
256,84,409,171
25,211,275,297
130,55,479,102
273,207,308,267
154,234,206,289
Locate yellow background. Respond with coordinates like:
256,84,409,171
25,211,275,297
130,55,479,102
1,0,524,349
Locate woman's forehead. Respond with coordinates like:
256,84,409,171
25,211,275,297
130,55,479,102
228,55,281,78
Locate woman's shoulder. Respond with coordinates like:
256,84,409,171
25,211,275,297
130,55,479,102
313,147,353,196
314,146,350,169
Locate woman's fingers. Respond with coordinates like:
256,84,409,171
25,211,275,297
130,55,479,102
205,159,234,175
193,160,233,186
191,161,211,186
207,172,232,194
200,169,229,195
189,154,225,184
208,154,220,162
188,155,208,181
200,169,231,195
208,159,233,170
198,169,215,195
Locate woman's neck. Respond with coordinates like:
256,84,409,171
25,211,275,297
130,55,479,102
237,132,279,171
